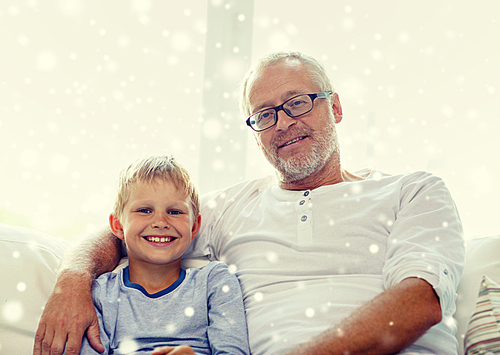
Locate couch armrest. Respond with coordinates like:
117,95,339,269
0,223,67,354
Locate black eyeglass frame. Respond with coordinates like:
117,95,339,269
245,91,333,132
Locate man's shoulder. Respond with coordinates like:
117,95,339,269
200,175,276,207
367,169,442,185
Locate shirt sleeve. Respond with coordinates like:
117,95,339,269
382,172,465,317
206,262,251,355
79,279,111,355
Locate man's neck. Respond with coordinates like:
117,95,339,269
278,166,368,191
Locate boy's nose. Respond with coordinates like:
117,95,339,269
152,214,170,229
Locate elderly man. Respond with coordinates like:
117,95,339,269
34,52,464,355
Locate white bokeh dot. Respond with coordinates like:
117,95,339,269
305,308,315,318
2,301,23,322
202,119,222,139
36,50,58,72
131,0,151,13
166,323,176,334
213,159,224,171
57,0,84,17
369,244,379,254
399,32,410,43
266,251,279,263
254,292,263,302
117,339,139,354
228,264,237,274
50,154,70,174
185,307,195,317
171,32,192,52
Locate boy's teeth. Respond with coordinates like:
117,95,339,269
147,236,172,242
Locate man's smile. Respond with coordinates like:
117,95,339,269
278,135,308,149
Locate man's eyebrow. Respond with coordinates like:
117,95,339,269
253,90,306,113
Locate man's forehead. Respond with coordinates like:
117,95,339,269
247,61,315,111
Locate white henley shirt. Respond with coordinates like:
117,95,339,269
185,170,465,355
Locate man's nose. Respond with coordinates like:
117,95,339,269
275,109,296,131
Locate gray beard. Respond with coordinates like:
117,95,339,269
261,122,339,184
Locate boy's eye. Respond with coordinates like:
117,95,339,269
168,210,182,215
137,208,152,214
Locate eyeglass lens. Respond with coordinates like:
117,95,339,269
252,94,313,131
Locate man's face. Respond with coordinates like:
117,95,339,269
247,60,342,183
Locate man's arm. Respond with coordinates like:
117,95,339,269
33,227,123,355
285,277,442,355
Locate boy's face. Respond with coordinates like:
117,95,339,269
110,178,201,268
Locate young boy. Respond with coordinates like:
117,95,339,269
79,155,250,355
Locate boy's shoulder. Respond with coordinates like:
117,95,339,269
95,269,121,283
92,270,123,295
188,260,228,274
186,261,237,283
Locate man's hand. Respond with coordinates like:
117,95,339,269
33,271,104,355
152,345,196,355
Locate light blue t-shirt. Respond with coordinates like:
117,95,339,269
80,261,250,355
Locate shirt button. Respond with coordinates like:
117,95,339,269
444,269,448,275
301,215,307,222
299,200,305,205
304,191,310,197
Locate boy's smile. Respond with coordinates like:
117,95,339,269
143,235,177,244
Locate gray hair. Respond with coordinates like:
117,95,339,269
240,51,335,117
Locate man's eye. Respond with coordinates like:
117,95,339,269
290,99,306,107
258,111,274,123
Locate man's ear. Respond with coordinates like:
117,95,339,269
332,92,343,124
190,214,202,240
109,214,125,240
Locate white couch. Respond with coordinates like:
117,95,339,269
0,222,498,355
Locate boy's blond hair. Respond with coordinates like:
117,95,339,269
112,155,200,221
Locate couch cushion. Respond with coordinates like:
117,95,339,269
0,223,67,354
463,275,500,354
456,235,500,355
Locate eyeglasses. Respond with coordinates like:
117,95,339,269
246,91,333,132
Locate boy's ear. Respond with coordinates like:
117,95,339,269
109,214,125,240
190,214,202,240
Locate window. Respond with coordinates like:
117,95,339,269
0,1,498,240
